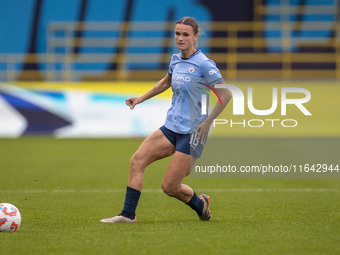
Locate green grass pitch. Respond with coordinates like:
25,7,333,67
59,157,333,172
0,137,339,254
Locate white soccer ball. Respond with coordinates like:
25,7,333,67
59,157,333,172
0,203,21,232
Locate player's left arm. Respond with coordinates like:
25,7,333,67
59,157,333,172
195,81,232,144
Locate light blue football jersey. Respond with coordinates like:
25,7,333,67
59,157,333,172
165,49,224,134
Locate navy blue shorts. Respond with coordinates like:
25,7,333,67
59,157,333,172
160,125,205,158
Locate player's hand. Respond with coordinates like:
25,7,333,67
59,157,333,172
126,97,143,110
194,120,212,145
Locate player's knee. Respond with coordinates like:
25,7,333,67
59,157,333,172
130,152,145,168
161,181,178,197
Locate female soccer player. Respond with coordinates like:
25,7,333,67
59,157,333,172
101,17,232,223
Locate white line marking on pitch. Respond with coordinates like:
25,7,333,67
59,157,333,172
0,188,338,193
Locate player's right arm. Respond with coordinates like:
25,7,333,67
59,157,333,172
126,74,172,110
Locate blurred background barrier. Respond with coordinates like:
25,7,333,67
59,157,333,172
0,82,170,137
0,0,339,81
0,0,339,137
1,80,339,137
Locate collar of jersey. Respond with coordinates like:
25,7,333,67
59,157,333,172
180,49,201,60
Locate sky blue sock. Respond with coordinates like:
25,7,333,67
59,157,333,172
186,192,203,216
121,186,141,219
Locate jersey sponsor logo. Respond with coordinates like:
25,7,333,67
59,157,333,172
209,69,218,75
173,74,191,82
188,66,195,73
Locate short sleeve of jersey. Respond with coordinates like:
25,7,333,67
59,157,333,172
168,55,175,77
200,59,224,86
